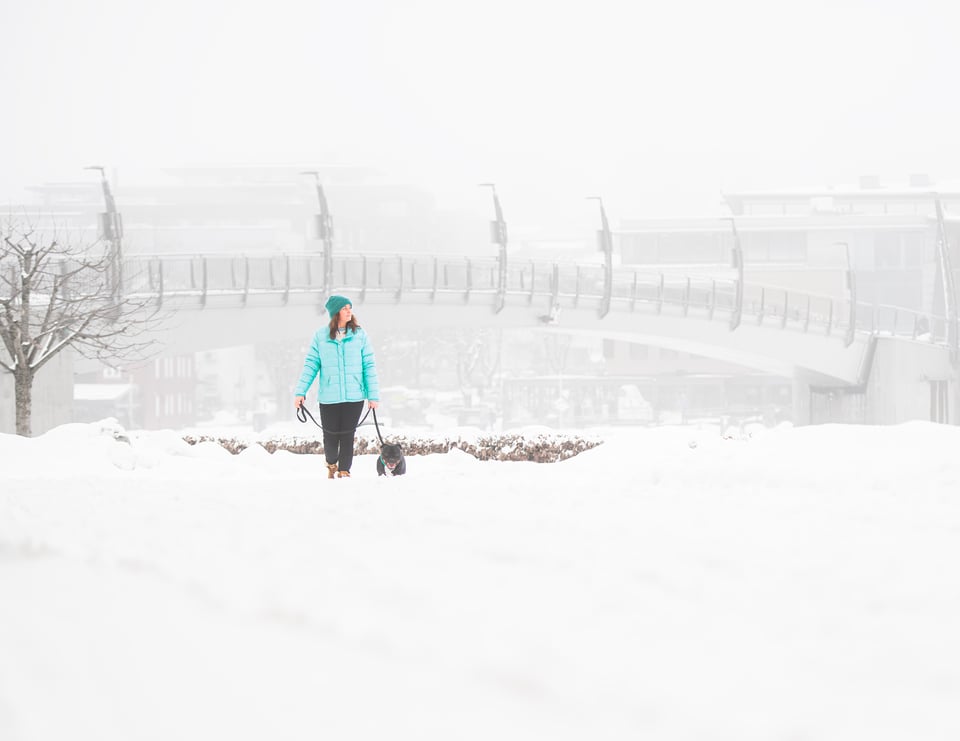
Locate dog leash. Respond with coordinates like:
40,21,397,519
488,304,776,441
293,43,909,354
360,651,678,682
371,408,386,446
296,403,372,434
297,404,391,471
371,409,401,473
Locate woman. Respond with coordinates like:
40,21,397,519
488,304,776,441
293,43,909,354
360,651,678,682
294,295,380,479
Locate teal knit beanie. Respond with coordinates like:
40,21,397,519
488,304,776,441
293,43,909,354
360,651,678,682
325,295,352,319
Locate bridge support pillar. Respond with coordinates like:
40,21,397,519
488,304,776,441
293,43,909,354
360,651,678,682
950,371,960,426
953,371,960,425
864,338,959,425
792,375,812,426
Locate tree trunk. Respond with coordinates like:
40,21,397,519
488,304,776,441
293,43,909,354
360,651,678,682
14,369,34,437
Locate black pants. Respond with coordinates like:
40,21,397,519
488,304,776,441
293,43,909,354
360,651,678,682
319,401,365,472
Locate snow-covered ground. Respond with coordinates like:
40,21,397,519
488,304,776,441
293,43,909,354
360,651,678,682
2,420,960,741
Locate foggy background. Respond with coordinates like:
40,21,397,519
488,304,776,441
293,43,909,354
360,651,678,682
2,0,958,433
3,0,958,225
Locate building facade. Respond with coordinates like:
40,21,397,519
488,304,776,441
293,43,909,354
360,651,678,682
618,177,960,314
610,176,960,425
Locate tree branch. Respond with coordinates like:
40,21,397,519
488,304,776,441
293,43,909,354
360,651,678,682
2,219,168,380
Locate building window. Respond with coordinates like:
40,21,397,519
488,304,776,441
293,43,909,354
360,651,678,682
620,234,659,264
903,233,925,267
743,232,806,263
746,204,786,216
874,233,901,268
659,233,724,264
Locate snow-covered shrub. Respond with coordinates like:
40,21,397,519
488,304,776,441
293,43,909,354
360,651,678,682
182,432,602,463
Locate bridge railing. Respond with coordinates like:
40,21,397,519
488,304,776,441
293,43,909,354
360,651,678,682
334,255,505,298
855,300,942,341
120,252,946,344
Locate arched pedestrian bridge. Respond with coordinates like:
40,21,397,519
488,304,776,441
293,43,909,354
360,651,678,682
122,251,955,390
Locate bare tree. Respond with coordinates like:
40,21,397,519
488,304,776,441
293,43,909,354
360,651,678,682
456,329,502,400
455,329,503,427
0,219,163,436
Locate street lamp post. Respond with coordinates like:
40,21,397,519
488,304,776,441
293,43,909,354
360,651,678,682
934,198,959,365
587,196,613,318
301,171,334,292
834,241,857,347
84,166,123,296
480,183,508,313
724,212,744,331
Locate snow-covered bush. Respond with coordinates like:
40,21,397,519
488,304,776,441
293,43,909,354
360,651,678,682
182,431,602,463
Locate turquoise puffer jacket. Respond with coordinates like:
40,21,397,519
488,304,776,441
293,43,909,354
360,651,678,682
294,327,380,404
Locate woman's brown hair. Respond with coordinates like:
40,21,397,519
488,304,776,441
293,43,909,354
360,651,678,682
328,315,361,340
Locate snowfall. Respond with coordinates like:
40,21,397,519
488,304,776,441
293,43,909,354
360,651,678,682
1,418,959,741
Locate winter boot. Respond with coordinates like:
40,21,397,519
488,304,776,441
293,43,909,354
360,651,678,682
337,470,351,478
326,462,338,479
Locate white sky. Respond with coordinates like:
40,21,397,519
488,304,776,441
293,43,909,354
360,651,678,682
2,0,959,227
2,419,960,738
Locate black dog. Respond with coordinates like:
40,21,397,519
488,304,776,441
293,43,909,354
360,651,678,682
376,443,407,477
